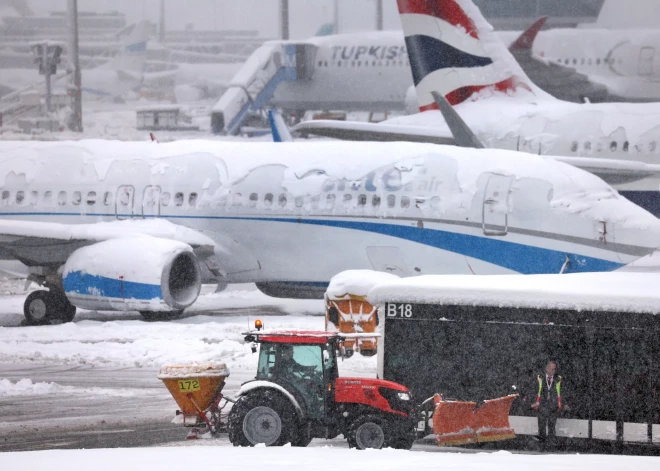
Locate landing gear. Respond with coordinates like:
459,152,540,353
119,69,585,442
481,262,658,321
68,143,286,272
23,290,77,325
139,310,184,322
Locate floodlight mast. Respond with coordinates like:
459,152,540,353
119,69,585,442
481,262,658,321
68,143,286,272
67,0,83,132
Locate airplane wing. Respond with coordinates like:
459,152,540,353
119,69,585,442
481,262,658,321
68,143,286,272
0,219,215,267
554,157,660,185
291,120,456,145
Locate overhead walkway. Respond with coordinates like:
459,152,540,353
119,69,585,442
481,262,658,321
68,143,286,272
211,41,317,135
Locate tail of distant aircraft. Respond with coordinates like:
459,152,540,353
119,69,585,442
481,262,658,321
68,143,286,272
268,109,294,142
396,0,550,111
100,20,151,74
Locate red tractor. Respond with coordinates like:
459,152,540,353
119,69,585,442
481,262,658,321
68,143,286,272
227,328,417,449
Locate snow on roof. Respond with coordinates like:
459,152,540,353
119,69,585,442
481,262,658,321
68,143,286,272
326,270,400,300
367,272,660,315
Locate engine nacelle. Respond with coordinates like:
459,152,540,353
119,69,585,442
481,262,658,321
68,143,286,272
62,237,201,312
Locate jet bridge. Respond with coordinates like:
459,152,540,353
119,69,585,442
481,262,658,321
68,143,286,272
211,42,317,135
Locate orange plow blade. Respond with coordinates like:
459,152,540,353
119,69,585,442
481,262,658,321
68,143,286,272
433,394,519,446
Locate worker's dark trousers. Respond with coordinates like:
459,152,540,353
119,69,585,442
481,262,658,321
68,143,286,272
538,412,558,444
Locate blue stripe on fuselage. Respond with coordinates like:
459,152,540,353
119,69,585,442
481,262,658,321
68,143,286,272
0,212,623,274
63,271,162,301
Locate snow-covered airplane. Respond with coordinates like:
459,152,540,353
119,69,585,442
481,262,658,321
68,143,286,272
293,0,660,217
0,139,658,325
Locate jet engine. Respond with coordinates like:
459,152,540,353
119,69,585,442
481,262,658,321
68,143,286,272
62,237,201,312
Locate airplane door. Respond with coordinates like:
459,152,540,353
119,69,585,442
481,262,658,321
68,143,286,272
639,47,654,76
482,174,514,236
116,185,135,220
141,185,161,218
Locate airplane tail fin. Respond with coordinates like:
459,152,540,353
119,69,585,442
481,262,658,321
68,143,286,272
268,109,294,142
397,0,551,111
100,20,151,73
509,17,548,53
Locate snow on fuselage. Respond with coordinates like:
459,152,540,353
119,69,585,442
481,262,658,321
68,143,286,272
0,140,657,287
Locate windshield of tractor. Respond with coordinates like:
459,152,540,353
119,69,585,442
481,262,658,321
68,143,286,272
257,343,324,381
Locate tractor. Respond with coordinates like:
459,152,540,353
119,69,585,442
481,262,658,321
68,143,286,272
227,327,417,449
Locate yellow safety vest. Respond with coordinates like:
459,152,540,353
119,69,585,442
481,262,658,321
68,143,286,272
536,375,562,409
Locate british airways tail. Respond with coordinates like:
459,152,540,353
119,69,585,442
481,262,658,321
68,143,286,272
268,110,294,142
397,0,552,111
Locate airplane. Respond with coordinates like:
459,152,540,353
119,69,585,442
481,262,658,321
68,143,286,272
0,138,659,325
292,0,660,218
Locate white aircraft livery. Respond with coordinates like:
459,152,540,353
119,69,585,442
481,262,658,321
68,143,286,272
0,140,658,325
293,0,660,217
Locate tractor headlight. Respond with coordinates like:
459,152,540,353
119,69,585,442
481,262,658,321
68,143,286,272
397,392,411,401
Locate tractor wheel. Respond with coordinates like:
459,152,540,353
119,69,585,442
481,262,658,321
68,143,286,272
290,428,313,447
347,415,388,450
388,430,416,450
227,390,295,447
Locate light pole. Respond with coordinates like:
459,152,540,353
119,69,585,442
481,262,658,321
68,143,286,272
67,0,83,132
30,41,63,114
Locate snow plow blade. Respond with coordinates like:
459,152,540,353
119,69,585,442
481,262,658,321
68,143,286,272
433,394,518,446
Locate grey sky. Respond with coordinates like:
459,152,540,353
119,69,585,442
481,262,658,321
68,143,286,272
28,0,402,39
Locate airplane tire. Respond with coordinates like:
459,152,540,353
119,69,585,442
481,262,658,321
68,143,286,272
347,415,388,450
23,290,55,325
139,310,184,322
49,292,77,323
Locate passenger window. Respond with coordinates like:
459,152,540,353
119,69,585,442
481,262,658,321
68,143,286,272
372,195,381,207
387,194,396,208
322,180,335,192
174,192,184,206
343,194,352,205
264,193,273,208
278,194,287,207
30,191,38,205
596,58,601,65
357,194,367,206
189,192,198,207
58,191,67,205
650,141,657,152
584,141,591,151
295,196,304,208
623,141,629,152
104,191,114,206
1,191,9,205
86,191,96,205
16,191,24,205
610,141,617,152
401,196,410,209
43,191,52,206
249,193,258,207
570,141,578,152
72,191,81,205
233,193,242,207
326,194,336,209
158,192,169,206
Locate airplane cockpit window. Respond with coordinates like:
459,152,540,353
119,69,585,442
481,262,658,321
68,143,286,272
401,196,410,209
610,141,617,152
86,192,96,205
104,192,114,206
264,193,273,207
72,191,81,205
357,194,367,206
387,194,396,208
43,191,52,206
57,191,67,206
249,193,258,207
372,195,381,207
189,192,198,207
174,192,184,206
278,193,287,207
15,191,24,205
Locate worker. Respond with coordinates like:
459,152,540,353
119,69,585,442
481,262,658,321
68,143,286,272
531,360,569,449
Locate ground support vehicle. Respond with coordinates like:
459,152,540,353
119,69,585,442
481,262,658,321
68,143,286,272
325,294,378,357
158,362,233,438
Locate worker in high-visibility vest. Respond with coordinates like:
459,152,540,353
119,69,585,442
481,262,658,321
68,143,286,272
531,361,569,448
